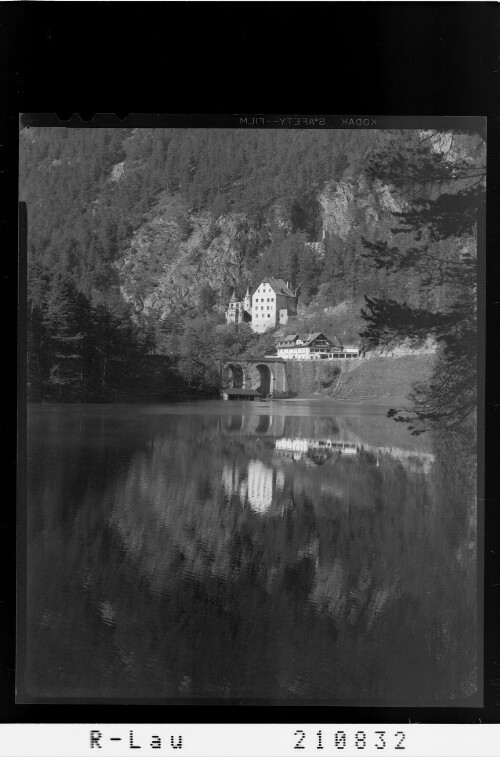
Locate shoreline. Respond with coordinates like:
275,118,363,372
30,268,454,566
27,355,434,408
27,395,406,408
280,395,406,406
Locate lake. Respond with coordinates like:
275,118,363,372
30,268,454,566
24,400,478,703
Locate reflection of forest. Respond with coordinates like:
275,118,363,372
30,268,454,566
26,405,478,702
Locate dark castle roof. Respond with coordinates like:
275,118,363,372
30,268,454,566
266,278,296,297
251,278,296,298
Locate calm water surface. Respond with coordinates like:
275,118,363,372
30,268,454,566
26,401,478,703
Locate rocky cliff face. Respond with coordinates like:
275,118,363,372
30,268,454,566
116,173,406,319
318,176,405,240
22,127,480,332
107,128,478,324
118,196,259,316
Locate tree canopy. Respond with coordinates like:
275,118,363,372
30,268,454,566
360,131,484,432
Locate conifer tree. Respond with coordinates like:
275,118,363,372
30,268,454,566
360,131,485,433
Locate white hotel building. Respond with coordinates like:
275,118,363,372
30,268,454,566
276,333,360,360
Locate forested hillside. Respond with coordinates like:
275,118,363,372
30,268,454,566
21,126,484,415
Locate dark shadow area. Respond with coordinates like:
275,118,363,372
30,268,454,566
256,364,272,395
226,364,243,389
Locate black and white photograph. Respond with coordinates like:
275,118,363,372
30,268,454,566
19,117,484,705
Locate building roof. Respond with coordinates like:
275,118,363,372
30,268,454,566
229,288,239,302
302,332,324,345
254,278,296,298
276,332,336,348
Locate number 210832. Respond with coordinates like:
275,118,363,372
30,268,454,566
294,730,406,751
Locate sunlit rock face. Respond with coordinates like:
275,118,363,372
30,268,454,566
318,178,406,241
319,181,357,239
117,201,257,318
115,161,412,322
420,130,479,164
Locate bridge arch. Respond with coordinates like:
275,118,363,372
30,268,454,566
255,363,273,396
255,414,272,433
224,363,244,389
225,415,244,432
222,359,288,398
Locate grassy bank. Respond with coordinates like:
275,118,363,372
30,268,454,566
284,354,435,404
332,355,435,405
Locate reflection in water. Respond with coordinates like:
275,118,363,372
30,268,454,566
26,402,478,702
223,460,276,514
274,436,435,474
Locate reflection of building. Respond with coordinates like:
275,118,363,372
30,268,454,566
247,460,275,513
274,436,435,474
276,333,360,360
222,459,276,513
276,438,309,454
275,469,285,492
220,414,285,437
222,463,248,502
222,462,239,495
275,437,358,462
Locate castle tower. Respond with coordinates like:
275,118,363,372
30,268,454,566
226,288,240,323
244,286,252,314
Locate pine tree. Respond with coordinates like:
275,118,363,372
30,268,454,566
42,275,88,399
360,131,485,433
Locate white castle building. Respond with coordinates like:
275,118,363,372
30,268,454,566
226,278,298,333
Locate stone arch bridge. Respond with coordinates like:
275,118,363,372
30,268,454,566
222,358,288,398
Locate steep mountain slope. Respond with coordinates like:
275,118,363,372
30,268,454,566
20,127,398,313
21,126,482,402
